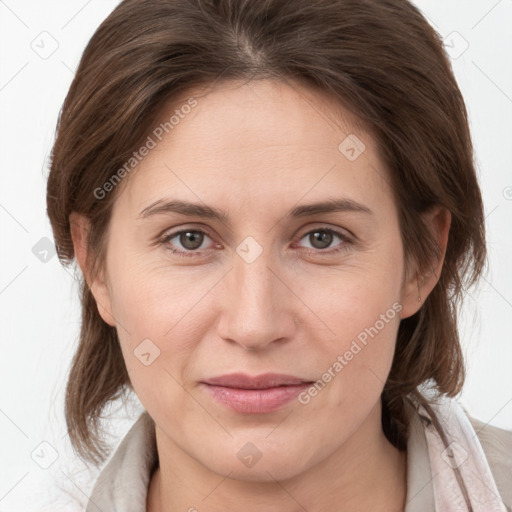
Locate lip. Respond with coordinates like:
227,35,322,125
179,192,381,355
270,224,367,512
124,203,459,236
200,373,313,414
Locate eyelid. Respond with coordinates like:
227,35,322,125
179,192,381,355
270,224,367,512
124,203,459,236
158,226,218,250
296,222,354,241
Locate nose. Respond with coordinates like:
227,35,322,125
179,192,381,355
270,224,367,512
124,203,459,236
216,248,297,351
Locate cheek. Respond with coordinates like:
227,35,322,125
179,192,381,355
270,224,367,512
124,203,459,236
110,266,199,418
301,245,403,404
309,245,402,343
106,244,216,336
104,250,226,399
296,298,401,438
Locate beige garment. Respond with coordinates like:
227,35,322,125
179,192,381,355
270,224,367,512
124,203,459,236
85,398,512,512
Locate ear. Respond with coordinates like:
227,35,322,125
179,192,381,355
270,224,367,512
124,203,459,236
400,206,451,319
69,212,116,327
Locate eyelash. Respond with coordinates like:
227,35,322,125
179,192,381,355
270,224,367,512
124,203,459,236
158,226,353,258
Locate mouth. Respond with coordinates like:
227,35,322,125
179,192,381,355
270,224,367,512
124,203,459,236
200,373,314,414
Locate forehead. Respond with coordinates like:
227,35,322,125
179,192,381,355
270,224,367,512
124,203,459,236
154,78,374,155
117,78,393,217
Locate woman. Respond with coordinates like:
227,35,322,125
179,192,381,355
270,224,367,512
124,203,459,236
46,0,512,510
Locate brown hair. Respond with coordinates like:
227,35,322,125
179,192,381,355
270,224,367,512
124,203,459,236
46,0,486,464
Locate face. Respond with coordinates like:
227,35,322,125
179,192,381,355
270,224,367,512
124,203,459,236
87,79,422,481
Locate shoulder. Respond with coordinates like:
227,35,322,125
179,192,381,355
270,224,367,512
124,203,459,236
468,414,512,510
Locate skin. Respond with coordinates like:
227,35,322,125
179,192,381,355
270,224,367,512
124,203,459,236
71,78,450,511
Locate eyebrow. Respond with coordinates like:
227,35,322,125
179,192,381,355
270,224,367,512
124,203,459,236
138,198,373,223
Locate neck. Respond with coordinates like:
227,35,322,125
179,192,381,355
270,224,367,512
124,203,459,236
147,401,407,512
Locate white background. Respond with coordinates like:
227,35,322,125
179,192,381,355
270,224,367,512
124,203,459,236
1,0,511,510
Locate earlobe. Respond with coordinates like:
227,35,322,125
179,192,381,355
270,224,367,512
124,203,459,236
400,206,451,319
69,212,116,327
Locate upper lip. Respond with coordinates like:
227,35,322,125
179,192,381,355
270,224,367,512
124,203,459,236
202,373,313,389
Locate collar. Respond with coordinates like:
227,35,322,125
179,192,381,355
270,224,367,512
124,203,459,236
86,412,158,511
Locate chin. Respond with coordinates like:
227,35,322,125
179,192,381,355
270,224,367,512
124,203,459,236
197,440,319,483
212,458,305,483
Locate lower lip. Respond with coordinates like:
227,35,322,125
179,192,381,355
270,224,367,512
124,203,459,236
202,383,311,414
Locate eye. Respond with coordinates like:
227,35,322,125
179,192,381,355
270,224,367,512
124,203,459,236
295,227,352,255
160,228,215,257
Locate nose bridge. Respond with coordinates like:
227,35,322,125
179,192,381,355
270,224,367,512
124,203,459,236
217,242,294,349
235,251,275,311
